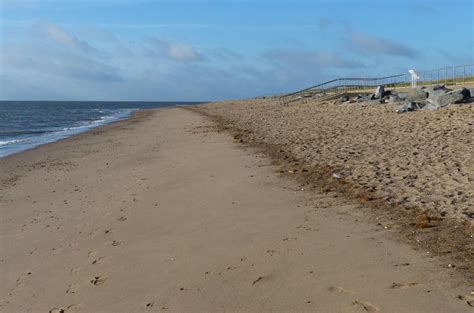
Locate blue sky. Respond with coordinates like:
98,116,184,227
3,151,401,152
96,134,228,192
1,0,473,101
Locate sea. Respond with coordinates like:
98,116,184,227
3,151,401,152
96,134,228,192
0,101,204,158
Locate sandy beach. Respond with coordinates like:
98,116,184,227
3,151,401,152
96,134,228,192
1,107,473,312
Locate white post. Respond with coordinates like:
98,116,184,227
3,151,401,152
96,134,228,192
408,69,419,89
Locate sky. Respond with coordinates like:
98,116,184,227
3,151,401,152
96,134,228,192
0,0,473,101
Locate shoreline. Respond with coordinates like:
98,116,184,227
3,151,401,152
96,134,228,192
1,106,473,312
0,108,158,162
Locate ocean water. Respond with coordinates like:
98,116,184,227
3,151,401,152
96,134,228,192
0,101,203,158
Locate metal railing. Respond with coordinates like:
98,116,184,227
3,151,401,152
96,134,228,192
275,64,474,104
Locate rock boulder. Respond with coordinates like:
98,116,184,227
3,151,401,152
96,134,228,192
374,85,385,99
337,95,350,104
395,101,425,113
389,95,403,103
428,88,471,109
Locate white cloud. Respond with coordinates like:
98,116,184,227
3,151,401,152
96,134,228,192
264,49,364,69
167,42,202,62
43,23,99,55
348,32,418,58
148,39,203,62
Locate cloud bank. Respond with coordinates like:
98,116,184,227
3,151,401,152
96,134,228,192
348,32,419,58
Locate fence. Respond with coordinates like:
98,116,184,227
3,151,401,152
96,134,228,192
274,64,474,104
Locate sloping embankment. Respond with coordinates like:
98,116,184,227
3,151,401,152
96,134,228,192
187,98,473,280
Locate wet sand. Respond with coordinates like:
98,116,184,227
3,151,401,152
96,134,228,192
0,108,473,312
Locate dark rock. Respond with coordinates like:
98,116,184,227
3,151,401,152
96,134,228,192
428,88,449,99
337,95,350,104
461,88,472,99
389,95,403,103
427,88,471,109
374,85,385,99
426,85,450,99
430,84,446,91
382,90,392,98
468,89,474,98
366,98,384,105
395,101,425,113
397,92,408,100
406,89,428,102
356,94,371,102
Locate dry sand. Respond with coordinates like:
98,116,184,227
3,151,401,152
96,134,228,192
195,99,474,221
0,108,473,312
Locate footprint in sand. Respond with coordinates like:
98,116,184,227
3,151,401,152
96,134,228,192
352,300,379,312
117,216,127,222
69,267,80,275
112,240,122,246
90,276,107,286
457,295,474,307
389,282,419,289
49,304,79,313
12,271,33,293
89,228,100,237
91,256,107,265
66,283,79,294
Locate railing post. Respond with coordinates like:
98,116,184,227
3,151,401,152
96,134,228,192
445,68,448,85
464,66,466,84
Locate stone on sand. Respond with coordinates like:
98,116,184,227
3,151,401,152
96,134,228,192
395,101,425,113
426,88,471,109
373,85,385,99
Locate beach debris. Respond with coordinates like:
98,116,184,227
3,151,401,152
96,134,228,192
414,213,442,229
332,172,341,179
